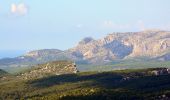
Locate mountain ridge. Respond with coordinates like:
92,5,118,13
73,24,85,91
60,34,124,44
0,30,170,69
68,30,170,63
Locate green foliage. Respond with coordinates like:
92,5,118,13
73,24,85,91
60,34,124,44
0,69,8,77
0,68,170,100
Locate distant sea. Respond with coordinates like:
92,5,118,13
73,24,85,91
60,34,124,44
0,50,26,59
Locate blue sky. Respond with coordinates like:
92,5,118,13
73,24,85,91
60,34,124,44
0,0,170,51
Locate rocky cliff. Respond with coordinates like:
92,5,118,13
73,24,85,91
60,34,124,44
0,30,170,67
68,30,170,63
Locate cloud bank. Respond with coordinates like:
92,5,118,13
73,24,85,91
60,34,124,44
11,3,28,15
102,20,130,30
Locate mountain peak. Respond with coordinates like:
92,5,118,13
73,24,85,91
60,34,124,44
79,37,95,45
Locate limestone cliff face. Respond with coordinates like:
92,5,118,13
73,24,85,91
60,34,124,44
23,30,169,63
126,30,170,57
0,30,170,67
68,30,170,63
18,61,78,79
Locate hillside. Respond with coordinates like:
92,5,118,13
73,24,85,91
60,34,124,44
0,69,8,77
0,49,68,67
18,61,78,79
0,49,72,73
0,30,170,70
0,69,7,74
0,68,170,100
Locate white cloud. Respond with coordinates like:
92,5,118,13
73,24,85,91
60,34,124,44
103,20,114,28
91,20,170,32
11,4,17,13
101,20,148,31
102,20,130,29
135,20,170,31
11,3,28,15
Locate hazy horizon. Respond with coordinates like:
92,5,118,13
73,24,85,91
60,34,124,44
1,0,170,51
0,50,26,58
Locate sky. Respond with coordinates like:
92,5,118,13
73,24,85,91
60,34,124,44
0,0,170,53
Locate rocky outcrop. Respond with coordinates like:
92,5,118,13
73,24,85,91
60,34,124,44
18,61,78,79
125,30,170,57
78,37,95,45
68,30,170,63
150,68,170,76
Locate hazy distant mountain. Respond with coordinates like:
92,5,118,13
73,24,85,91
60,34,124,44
0,30,170,68
0,49,72,68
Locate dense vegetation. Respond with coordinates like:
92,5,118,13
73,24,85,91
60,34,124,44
0,68,170,100
0,69,8,77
